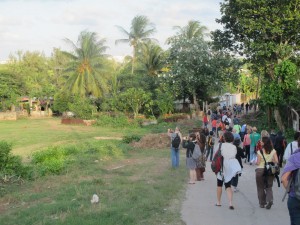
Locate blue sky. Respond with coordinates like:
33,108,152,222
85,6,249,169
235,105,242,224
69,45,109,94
0,0,223,61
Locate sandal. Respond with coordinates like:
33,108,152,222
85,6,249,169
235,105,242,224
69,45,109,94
215,204,221,207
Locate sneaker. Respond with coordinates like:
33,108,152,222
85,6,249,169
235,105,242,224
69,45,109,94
260,205,265,208
233,187,239,192
265,201,273,209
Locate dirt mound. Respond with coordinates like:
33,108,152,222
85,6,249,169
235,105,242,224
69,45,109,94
130,133,171,149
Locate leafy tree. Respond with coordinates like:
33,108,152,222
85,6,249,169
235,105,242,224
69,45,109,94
166,22,241,111
0,68,20,111
49,48,71,89
212,0,300,130
116,15,156,74
155,88,174,115
8,51,55,98
68,95,95,120
120,88,151,118
62,30,109,98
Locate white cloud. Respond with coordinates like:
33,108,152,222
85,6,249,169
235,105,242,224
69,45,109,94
0,0,223,61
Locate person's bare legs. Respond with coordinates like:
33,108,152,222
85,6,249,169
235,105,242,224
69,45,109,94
189,170,196,183
226,187,233,207
217,186,222,205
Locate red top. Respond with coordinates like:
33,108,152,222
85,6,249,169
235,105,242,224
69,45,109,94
203,116,208,123
211,119,217,127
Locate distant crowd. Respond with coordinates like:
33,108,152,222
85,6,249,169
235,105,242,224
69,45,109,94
167,105,300,224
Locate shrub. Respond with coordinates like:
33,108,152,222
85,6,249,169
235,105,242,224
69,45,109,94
31,146,67,176
122,135,142,144
0,141,26,182
95,113,139,128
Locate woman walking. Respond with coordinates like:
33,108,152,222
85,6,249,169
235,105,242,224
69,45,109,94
182,133,197,184
195,132,207,180
255,137,279,209
215,131,242,210
243,127,252,163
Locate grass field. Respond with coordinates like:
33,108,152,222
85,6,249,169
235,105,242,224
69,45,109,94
0,118,191,225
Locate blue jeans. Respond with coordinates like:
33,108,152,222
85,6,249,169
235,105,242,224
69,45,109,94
206,146,213,161
171,147,180,168
288,196,300,225
250,145,256,162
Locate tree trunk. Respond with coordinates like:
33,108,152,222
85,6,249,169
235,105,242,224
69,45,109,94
267,106,274,129
132,46,136,75
193,91,199,112
274,107,285,132
255,74,260,100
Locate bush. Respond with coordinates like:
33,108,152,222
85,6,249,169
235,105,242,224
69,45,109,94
31,146,67,176
95,113,139,128
122,135,142,144
0,141,26,182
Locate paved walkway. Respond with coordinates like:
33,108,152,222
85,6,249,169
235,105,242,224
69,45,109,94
181,161,289,225
181,142,290,225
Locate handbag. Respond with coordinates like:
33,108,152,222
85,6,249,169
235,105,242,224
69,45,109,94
259,150,280,176
260,150,280,187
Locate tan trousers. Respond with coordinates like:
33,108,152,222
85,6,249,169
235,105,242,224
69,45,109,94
255,168,274,206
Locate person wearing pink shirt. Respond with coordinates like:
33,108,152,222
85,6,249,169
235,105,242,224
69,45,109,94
203,113,208,128
243,128,252,163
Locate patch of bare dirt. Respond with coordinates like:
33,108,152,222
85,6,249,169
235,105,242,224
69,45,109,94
130,133,170,149
94,137,122,140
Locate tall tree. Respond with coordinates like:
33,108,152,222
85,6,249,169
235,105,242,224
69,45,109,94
115,15,156,74
212,0,300,131
62,30,108,97
171,20,208,40
138,42,165,77
8,51,54,97
167,20,240,111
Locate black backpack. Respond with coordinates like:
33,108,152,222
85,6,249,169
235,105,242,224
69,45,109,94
224,118,229,126
172,133,181,150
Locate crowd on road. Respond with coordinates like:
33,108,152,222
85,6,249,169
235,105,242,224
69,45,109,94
167,104,300,225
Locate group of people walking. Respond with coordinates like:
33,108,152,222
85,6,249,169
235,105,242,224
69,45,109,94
167,111,300,224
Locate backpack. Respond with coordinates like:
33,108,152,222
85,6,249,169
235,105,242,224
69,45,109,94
192,144,201,160
224,118,229,126
172,133,181,150
292,169,300,200
208,136,214,147
211,143,223,174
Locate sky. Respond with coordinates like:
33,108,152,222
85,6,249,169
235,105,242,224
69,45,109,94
0,0,223,62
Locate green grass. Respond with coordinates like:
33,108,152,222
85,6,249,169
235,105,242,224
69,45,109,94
0,118,149,157
0,118,188,225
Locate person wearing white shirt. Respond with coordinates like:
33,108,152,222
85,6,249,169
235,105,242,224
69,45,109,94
215,131,242,210
283,132,300,161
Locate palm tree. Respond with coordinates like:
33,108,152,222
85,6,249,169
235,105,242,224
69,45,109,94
115,15,157,74
62,30,108,97
138,42,165,76
167,20,208,44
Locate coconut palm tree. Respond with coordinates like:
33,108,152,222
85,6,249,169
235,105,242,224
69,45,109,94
62,30,108,97
166,20,208,44
138,42,165,77
115,15,157,74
